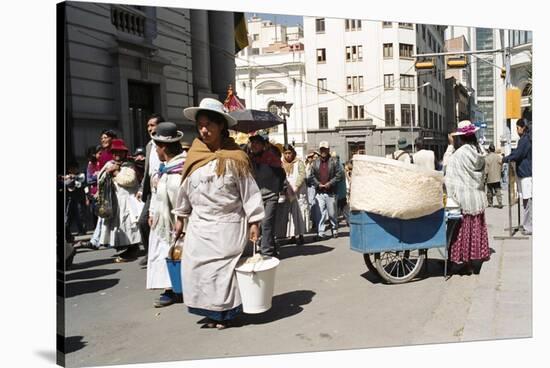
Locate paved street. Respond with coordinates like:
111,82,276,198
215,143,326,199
64,201,531,368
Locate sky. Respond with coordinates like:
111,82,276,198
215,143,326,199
245,12,303,27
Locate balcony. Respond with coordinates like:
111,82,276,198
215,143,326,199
111,6,146,37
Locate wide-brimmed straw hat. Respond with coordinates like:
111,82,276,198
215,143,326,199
183,98,237,127
151,122,184,143
451,120,480,136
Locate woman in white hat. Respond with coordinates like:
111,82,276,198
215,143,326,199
173,98,265,329
445,120,490,275
146,122,186,307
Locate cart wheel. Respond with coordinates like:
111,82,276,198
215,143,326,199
374,249,425,284
363,253,381,277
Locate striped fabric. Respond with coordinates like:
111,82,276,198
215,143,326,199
445,144,488,215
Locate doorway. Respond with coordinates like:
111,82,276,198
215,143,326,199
128,81,155,149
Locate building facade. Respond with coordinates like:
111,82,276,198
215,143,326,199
445,26,532,149
63,2,238,163
235,17,307,157
303,17,447,161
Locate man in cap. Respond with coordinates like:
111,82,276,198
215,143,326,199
308,141,343,239
485,143,503,208
249,134,286,257
390,137,413,163
138,113,165,266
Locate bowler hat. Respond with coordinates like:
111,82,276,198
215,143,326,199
151,122,184,143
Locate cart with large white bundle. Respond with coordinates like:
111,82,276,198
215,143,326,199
349,155,461,284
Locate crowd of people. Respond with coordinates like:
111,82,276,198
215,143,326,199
62,95,532,327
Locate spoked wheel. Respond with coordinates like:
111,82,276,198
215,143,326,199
363,253,381,277
374,249,425,284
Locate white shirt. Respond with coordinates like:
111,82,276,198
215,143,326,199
149,141,161,176
412,149,436,170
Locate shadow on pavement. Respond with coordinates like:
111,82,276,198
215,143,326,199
69,258,117,271
360,271,384,284
66,279,119,298
231,290,316,327
66,268,121,281
64,336,88,354
278,245,334,260
34,350,56,363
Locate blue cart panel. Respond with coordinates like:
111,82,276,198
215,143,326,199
350,209,447,254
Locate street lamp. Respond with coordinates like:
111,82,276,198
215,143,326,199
272,100,293,145
411,82,431,153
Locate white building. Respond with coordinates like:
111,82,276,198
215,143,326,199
303,17,447,160
235,17,307,157
445,26,532,149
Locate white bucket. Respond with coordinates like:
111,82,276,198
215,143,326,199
235,256,280,314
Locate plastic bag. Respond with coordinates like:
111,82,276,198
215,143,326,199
97,173,116,219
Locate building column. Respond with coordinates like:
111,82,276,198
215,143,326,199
190,10,212,103
208,11,236,100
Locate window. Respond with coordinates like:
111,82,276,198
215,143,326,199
476,28,493,50
429,110,433,129
401,104,415,126
385,104,395,126
477,56,494,96
423,107,428,127
422,25,426,40
316,18,325,33
438,92,442,105
428,33,432,49
400,74,414,90
399,43,413,58
383,43,393,58
345,19,362,31
347,105,365,120
319,107,328,129
398,22,413,29
384,74,394,89
429,86,433,100
347,76,364,92
253,34,259,41
317,48,326,62
317,78,327,93
478,101,494,143
438,114,442,131
251,48,260,55
346,45,363,61
382,21,392,28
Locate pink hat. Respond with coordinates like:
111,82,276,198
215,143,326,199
451,120,480,136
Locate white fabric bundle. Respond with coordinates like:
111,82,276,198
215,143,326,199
350,155,444,219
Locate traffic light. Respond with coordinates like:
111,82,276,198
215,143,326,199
447,56,468,69
415,59,435,70
500,68,506,79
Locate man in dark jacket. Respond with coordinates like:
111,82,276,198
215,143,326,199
137,113,165,265
503,118,532,235
249,134,286,257
308,141,343,239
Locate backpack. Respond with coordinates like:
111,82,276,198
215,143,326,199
392,150,414,164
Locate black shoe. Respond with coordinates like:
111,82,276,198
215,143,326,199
496,204,503,209
139,256,148,266
296,235,304,246
79,241,98,250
